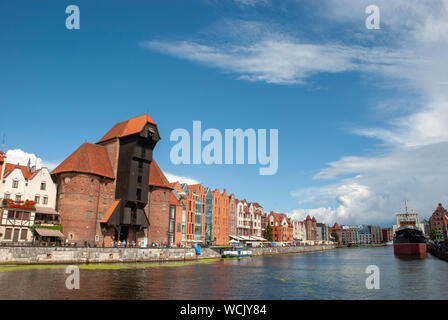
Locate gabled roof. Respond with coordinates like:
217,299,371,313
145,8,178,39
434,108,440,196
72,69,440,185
51,142,115,179
170,191,181,206
332,222,341,230
149,161,172,189
4,163,42,180
0,151,5,163
252,202,263,208
97,114,157,144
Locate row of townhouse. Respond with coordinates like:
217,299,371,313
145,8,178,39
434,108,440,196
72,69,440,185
0,114,336,247
331,222,393,245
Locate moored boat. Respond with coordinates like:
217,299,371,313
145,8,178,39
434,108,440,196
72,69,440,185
392,199,427,259
222,246,252,258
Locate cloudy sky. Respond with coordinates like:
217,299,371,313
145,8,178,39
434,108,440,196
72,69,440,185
1,0,447,226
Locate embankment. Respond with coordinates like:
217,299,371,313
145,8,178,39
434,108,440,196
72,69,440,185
0,244,336,265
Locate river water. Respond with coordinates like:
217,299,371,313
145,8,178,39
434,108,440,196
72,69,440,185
1,246,447,300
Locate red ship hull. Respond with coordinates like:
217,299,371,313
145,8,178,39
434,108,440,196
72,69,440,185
393,243,427,258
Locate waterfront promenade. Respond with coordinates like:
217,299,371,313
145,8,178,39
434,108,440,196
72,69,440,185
0,244,335,265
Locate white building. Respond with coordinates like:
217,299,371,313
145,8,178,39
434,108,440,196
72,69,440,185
0,162,59,244
293,220,307,242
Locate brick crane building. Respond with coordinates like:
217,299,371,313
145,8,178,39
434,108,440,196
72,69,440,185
51,114,167,247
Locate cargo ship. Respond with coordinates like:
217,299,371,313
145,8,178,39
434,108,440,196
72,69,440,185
392,199,427,258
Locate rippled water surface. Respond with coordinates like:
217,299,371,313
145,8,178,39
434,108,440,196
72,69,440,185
1,246,447,299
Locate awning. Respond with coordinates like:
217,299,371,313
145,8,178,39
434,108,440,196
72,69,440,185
36,206,59,215
34,228,65,238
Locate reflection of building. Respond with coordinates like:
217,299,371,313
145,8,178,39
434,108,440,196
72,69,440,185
429,203,447,242
51,114,161,246
0,161,60,244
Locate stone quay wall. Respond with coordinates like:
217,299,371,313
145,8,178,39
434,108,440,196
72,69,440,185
0,244,336,265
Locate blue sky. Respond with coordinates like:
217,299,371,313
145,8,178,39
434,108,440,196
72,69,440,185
1,0,447,226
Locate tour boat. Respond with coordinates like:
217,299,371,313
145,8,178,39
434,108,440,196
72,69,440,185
393,199,427,259
222,246,252,259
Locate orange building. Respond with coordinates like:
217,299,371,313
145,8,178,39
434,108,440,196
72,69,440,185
268,211,294,243
171,183,206,245
212,188,229,245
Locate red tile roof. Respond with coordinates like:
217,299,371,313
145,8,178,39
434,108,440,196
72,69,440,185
4,163,42,180
101,200,120,223
170,191,181,206
332,222,341,230
149,161,172,189
97,114,157,143
51,142,115,179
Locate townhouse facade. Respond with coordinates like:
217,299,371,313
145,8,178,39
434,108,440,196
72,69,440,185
0,161,59,244
429,203,448,242
268,212,293,243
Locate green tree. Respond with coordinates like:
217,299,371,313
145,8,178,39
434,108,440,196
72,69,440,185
331,231,339,243
264,224,273,241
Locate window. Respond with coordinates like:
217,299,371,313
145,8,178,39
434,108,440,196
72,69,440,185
136,188,142,201
22,212,30,221
95,235,99,241
43,196,48,205
69,233,74,240
4,193,10,200
20,229,28,240
4,228,12,240
12,180,18,188
15,195,21,201
7,211,15,219
137,176,142,184
35,196,40,204
40,182,46,190
88,195,93,203
86,211,93,219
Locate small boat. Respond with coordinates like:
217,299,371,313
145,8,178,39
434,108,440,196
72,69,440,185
222,246,252,258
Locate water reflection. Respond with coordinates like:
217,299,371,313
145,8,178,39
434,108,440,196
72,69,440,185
0,247,447,300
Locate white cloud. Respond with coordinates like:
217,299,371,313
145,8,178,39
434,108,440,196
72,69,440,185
5,149,58,171
142,1,448,226
141,38,412,85
165,172,200,185
234,0,268,7
289,142,448,225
